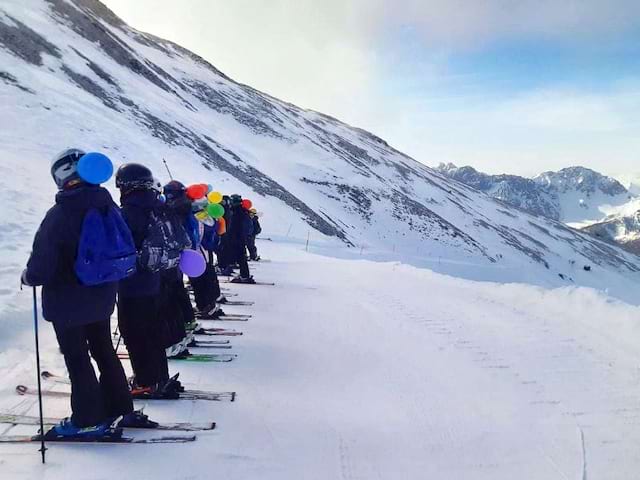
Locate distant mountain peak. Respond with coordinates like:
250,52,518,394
437,163,632,223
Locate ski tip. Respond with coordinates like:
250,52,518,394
15,385,28,395
41,371,54,379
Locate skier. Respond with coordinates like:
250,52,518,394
115,163,181,398
21,149,138,440
246,208,261,261
161,180,198,358
227,194,255,284
192,220,225,317
216,195,235,276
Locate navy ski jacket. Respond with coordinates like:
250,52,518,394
227,206,253,246
118,189,162,298
252,217,262,236
25,185,119,329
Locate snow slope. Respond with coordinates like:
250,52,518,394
2,241,640,479
1,0,640,312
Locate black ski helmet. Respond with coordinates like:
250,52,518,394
50,148,85,189
115,163,155,192
230,194,242,206
163,180,186,202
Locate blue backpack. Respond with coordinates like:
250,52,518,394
75,207,137,286
200,223,219,252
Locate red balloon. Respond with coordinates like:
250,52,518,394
186,184,206,200
241,199,253,210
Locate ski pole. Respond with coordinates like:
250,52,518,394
162,158,173,180
32,287,47,463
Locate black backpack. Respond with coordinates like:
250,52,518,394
138,209,191,272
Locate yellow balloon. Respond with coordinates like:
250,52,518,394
194,210,210,222
207,191,223,204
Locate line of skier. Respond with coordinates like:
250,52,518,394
21,149,262,440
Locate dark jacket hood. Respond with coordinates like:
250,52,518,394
121,189,159,208
55,185,114,211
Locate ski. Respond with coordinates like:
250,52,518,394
0,413,216,432
219,300,254,306
166,353,236,363
0,434,196,444
193,328,243,336
132,390,235,401
188,342,232,350
195,315,250,322
190,339,230,345
18,384,234,402
198,312,252,319
116,353,236,363
220,281,275,286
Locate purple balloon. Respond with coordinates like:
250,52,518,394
179,249,206,277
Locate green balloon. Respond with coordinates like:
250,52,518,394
207,203,225,219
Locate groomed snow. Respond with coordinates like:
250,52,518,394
2,240,640,479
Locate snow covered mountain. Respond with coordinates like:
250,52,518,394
437,163,634,224
2,0,640,307
581,197,640,254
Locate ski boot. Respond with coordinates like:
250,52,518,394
216,294,229,304
230,275,256,284
164,372,184,393
198,303,225,319
43,417,123,440
218,266,234,276
156,374,184,398
184,319,200,332
166,342,185,358
118,410,159,429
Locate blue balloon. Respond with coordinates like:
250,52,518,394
158,193,167,204
77,152,113,185
207,184,214,194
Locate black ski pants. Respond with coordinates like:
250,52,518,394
160,278,186,348
118,295,169,387
247,236,258,260
234,244,250,278
190,264,221,311
53,319,133,427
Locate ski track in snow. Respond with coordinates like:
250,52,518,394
1,241,640,479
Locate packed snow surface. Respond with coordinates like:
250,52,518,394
2,240,640,479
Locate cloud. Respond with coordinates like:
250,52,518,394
101,0,640,176
365,0,640,48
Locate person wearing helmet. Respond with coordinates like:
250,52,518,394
227,195,255,284
246,208,261,261
161,180,198,358
216,195,235,276
115,163,180,400
21,149,134,440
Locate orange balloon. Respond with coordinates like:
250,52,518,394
217,217,226,235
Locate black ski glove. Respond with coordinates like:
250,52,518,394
20,269,32,287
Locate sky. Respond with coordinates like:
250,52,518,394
101,0,640,177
